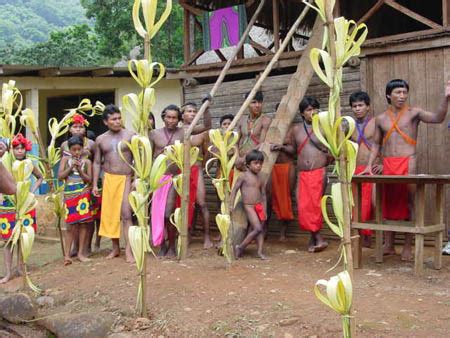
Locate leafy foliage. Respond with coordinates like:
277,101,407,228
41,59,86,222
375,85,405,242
0,24,101,67
81,0,184,67
0,0,88,47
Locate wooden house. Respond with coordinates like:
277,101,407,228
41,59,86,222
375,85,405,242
170,0,450,238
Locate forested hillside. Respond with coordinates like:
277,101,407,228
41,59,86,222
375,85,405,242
0,0,88,48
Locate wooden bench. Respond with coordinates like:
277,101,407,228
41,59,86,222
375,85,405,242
351,175,450,275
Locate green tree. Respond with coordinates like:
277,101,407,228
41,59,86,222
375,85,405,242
0,24,100,67
81,0,184,67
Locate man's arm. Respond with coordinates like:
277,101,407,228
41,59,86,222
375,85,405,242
31,165,44,193
92,140,102,196
417,81,450,123
0,163,16,195
271,126,296,155
259,116,272,143
191,104,213,135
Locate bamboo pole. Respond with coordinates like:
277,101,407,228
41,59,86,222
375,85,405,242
227,1,312,132
323,2,355,336
178,0,266,260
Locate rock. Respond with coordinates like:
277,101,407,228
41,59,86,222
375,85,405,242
284,250,296,255
0,293,36,324
36,296,55,307
40,312,115,338
279,317,300,327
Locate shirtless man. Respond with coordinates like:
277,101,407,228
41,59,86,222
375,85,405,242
92,105,135,262
350,91,382,247
273,97,329,252
362,79,450,261
236,91,272,171
181,102,213,248
267,105,295,241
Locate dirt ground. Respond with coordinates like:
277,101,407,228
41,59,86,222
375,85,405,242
1,234,450,337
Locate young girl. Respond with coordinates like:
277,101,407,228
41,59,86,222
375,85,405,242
61,113,96,256
58,136,93,265
1,133,42,283
229,150,267,260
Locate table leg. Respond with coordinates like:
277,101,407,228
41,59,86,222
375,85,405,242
375,230,383,263
414,234,424,275
434,231,443,270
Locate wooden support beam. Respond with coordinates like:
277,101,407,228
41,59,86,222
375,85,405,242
183,49,205,67
443,0,450,27
178,0,204,16
249,39,274,55
38,68,61,77
384,0,442,29
214,49,227,62
357,0,385,25
91,68,114,77
273,0,280,51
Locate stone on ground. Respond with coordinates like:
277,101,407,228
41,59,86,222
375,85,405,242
0,293,37,324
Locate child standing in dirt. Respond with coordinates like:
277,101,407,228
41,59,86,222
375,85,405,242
229,149,267,260
1,134,42,283
58,136,93,265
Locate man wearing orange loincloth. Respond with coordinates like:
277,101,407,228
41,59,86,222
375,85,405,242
363,79,450,261
350,91,382,247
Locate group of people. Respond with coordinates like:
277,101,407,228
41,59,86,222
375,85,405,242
1,78,449,283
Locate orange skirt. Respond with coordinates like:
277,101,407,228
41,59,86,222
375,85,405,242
271,163,294,221
382,157,410,220
354,165,373,235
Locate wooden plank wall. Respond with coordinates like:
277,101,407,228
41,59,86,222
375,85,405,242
363,48,450,239
184,67,361,240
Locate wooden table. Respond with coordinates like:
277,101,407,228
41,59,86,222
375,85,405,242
351,175,450,275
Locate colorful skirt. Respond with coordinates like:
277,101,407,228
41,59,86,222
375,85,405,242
64,182,92,225
0,196,37,240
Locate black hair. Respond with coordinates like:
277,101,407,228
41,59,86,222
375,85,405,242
86,130,96,141
275,102,280,111
245,149,264,165
220,114,234,125
385,79,409,104
181,102,197,113
68,135,84,148
161,104,182,121
102,104,121,121
148,113,155,121
349,91,371,106
299,96,320,114
245,90,264,102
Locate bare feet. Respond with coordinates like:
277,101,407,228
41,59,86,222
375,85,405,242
69,248,78,258
157,243,168,258
307,236,316,253
166,247,176,258
64,258,73,266
0,274,12,284
203,236,214,249
312,240,329,253
383,245,397,256
234,245,243,259
257,252,267,260
105,249,120,259
77,255,91,263
279,234,287,242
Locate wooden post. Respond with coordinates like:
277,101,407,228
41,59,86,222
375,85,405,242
433,184,444,269
227,1,313,132
375,183,383,263
414,183,425,275
178,1,267,260
273,0,280,51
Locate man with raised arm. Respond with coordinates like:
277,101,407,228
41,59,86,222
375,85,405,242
362,79,450,261
92,105,135,263
236,91,272,170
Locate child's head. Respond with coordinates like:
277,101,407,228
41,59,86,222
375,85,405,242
349,91,371,120
148,113,155,129
12,133,32,160
385,79,409,105
0,138,9,158
245,149,264,173
220,114,234,130
67,135,84,158
245,91,264,116
181,102,197,124
299,97,320,123
69,113,89,137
